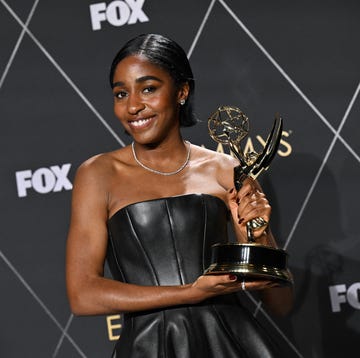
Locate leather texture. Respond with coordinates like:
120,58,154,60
107,193,282,357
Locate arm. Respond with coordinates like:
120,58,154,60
66,157,250,316
226,178,294,316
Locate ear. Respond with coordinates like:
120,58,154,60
177,82,190,103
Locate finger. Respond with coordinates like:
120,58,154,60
238,177,264,197
242,203,271,224
241,280,279,291
237,193,270,223
226,187,238,207
227,187,236,199
237,186,264,207
214,274,238,283
237,181,255,201
226,188,242,223
235,189,256,219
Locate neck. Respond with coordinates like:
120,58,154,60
133,135,185,158
131,139,191,176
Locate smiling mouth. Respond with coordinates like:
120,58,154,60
128,117,154,128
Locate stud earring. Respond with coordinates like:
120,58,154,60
179,99,186,105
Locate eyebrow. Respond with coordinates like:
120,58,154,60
112,75,163,89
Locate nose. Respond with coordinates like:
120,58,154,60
127,93,145,115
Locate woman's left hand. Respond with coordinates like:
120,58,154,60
227,177,271,242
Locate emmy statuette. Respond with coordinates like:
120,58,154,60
204,106,293,286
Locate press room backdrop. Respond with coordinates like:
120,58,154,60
1,0,360,357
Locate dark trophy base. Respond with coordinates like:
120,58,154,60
204,243,293,286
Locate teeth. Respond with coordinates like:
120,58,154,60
130,119,150,127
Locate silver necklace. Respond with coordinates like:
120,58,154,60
131,141,191,176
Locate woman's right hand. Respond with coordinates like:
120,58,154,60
189,274,278,303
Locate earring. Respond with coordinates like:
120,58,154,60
179,99,186,106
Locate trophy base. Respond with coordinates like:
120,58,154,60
204,243,293,286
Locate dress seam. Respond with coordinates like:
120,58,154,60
125,209,161,285
165,200,185,285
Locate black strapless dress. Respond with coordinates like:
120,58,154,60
107,194,283,358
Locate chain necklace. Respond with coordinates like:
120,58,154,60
131,141,191,176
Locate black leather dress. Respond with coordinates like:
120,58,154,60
107,194,282,357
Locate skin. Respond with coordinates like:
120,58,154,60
66,54,293,318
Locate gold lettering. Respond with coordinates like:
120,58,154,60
255,131,292,157
106,314,122,341
201,129,293,158
278,131,292,157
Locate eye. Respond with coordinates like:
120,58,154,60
143,86,156,94
114,90,128,99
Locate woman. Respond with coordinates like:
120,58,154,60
66,33,293,357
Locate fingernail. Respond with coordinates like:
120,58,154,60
229,274,237,281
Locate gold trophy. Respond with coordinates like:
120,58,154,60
204,106,292,286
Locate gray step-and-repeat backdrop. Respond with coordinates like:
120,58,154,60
1,0,359,357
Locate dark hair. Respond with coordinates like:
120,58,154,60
109,33,197,127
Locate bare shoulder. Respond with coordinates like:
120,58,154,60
69,147,133,220
74,147,131,190
191,144,238,170
190,144,238,189
77,147,129,176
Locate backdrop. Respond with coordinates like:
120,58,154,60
1,0,360,357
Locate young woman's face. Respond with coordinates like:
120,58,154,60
112,55,188,145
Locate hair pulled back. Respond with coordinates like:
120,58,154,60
109,34,197,127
